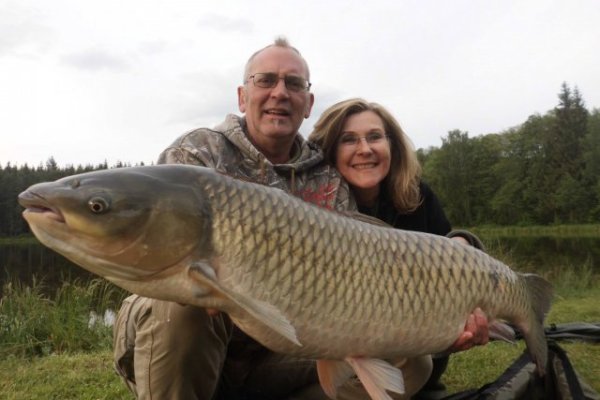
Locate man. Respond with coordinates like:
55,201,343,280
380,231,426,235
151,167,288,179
113,37,487,400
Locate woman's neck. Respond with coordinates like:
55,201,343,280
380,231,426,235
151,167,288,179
353,186,380,208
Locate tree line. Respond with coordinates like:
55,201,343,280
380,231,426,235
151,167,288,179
419,83,599,226
0,160,145,237
1,83,598,236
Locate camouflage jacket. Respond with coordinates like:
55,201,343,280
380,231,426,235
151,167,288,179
158,114,355,212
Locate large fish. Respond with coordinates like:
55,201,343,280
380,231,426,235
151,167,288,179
18,165,553,400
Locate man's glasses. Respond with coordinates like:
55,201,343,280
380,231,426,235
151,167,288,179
338,132,389,148
246,73,311,92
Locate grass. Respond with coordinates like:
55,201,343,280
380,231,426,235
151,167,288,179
0,352,130,400
0,277,126,358
0,269,598,398
0,236,39,245
0,276,131,399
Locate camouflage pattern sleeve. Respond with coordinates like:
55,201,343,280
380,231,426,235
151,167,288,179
157,146,208,166
333,178,357,212
157,128,219,168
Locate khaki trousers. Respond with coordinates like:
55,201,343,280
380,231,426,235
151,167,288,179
114,294,432,400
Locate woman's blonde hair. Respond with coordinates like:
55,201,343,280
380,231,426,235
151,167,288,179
309,98,422,212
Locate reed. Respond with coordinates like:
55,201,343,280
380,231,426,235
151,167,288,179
0,275,126,357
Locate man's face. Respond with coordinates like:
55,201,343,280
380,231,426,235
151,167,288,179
238,46,314,143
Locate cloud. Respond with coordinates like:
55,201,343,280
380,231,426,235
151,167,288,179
166,69,239,128
60,48,130,72
303,85,348,137
137,41,168,56
197,14,254,34
0,3,54,57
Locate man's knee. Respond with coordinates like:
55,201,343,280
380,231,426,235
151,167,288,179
113,296,233,399
114,295,151,388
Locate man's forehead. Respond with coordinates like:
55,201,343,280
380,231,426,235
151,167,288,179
249,47,309,77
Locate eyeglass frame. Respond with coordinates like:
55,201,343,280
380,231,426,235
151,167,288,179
245,72,312,92
337,131,391,148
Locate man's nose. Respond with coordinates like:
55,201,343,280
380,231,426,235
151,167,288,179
270,78,290,98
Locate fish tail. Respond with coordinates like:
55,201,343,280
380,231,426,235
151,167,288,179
520,273,553,375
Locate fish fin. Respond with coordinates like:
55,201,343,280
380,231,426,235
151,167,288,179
316,359,355,399
190,262,302,347
489,321,516,344
519,273,554,376
345,357,404,400
234,294,302,347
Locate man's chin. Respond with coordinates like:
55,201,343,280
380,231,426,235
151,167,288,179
262,124,297,138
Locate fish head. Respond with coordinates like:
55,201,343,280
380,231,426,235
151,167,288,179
18,165,212,282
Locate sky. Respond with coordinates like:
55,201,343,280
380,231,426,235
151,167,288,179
1,0,599,168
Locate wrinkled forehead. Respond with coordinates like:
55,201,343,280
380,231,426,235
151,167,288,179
245,46,310,80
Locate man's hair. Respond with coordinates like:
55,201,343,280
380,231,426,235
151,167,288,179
243,36,310,82
308,98,422,212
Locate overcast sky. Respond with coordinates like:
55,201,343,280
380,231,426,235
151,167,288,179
1,0,599,167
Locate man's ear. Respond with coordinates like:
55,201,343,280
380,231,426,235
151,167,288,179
237,86,246,113
304,92,315,119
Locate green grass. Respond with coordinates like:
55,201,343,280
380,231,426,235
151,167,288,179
0,287,597,398
0,352,130,400
0,235,38,245
0,272,598,398
0,277,126,358
0,277,131,399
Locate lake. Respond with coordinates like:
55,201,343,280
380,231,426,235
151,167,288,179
1,233,599,293
481,235,600,273
0,240,95,294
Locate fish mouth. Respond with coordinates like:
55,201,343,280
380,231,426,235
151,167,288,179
18,191,65,223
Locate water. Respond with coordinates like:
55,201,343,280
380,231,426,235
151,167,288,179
482,235,600,273
0,241,95,293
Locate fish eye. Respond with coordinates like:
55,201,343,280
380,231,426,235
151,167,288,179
88,197,110,214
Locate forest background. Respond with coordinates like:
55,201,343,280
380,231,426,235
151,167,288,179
1,82,598,234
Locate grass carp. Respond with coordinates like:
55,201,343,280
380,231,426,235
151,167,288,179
18,165,553,400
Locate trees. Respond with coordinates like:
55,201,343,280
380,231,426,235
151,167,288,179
583,108,600,220
420,83,598,226
0,160,119,237
542,83,591,222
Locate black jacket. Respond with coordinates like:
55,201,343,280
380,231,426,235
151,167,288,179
357,181,451,236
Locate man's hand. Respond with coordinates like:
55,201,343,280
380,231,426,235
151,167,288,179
450,235,470,246
447,308,489,353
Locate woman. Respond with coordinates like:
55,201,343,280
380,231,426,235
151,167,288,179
309,98,488,399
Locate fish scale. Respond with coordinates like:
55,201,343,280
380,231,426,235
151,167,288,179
18,165,553,400
210,176,496,356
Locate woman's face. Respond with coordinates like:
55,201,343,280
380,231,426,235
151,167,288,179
335,110,391,202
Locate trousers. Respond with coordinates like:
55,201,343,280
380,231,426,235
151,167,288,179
114,294,432,399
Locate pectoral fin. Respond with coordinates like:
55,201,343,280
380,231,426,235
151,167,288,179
489,320,516,344
189,261,301,347
345,357,405,400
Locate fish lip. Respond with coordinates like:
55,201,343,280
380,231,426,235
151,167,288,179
18,190,65,223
